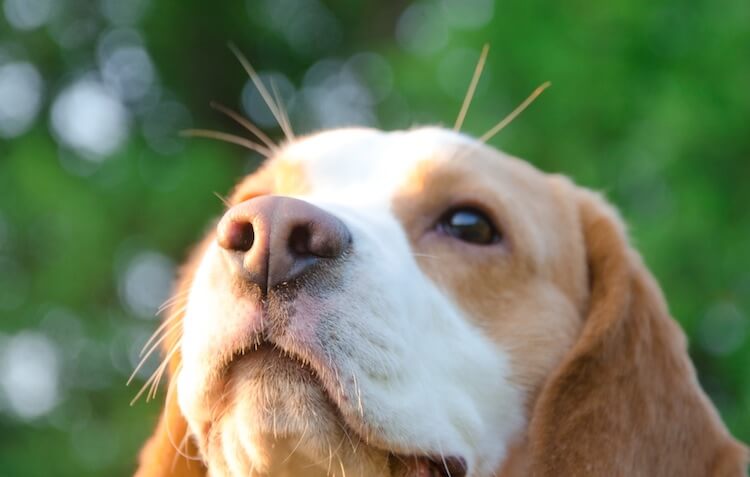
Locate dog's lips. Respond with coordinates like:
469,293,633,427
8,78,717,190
219,340,467,477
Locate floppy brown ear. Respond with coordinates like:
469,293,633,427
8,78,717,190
526,189,748,476
134,242,211,477
134,384,206,477
133,324,207,477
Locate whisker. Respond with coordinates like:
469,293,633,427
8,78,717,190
171,431,189,471
478,81,551,144
148,342,182,401
156,292,190,316
270,80,295,141
437,442,451,477
213,191,231,208
412,253,442,260
129,324,182,385
161,304,189,323
131,340,181,405
228,43,294,141
210,101,279,152
454,44,490,132
181,129,271,157
140,308,186,357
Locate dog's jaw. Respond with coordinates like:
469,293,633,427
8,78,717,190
176,128,532,476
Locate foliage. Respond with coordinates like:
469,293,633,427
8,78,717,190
0,0,748,475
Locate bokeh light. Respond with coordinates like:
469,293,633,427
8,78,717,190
440,0,494,29
1,0,748,475
0,332,60,420
3,0,56,31
97,29,157,103
254,0,342,56
117,251,176,319
293,56,379,130
51,77,130,160
99,0,150,26
0,61,43,138
396,2,450,56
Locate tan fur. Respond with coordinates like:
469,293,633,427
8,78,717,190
230,156,311,203
392,152,587,408
135,388,205,477
523,189,747,476
133,137,747,476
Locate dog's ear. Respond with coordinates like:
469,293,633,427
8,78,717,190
134,382,205,477
526,188,747,476
134,244,210,477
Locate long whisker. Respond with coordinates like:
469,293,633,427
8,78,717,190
128,323,182,385
156,291,190,316
210,101,278,152
213,191,231,208
181,129,271,156
228,43,294,141
270,80,295,141
130,340,181,405
148,342,182,401
141,306,186,357
478,81,551,144
454,44,490,132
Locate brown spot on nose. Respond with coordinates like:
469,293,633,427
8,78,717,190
216,195,351,293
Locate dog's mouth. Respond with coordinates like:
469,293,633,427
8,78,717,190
219,340,468,477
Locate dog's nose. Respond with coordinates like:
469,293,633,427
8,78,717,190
216,196,351,292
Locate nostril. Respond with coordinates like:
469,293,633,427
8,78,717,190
222,221,255,252
288,222,350,259
288,225,312,255
217,196,351,290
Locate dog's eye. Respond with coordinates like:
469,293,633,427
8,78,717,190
437,208,501,245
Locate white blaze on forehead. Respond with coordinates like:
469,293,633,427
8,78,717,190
282,127,477,202
178,126,526,476
275,127,525,474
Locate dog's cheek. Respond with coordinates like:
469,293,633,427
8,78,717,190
305,211,526,474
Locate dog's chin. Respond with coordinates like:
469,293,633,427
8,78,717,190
202,344,464,477
203,343,375,476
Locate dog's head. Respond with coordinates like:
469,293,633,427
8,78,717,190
135,127,746,477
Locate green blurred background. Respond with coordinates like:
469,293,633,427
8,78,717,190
0,0,748,475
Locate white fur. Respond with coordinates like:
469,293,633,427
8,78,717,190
177,127,525,476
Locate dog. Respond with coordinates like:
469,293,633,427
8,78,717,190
131,56,747,476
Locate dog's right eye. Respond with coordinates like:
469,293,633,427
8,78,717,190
437,207,501,245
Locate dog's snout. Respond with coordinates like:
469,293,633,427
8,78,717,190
217,196,351,292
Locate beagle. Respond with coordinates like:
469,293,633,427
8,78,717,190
131,123,747,476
